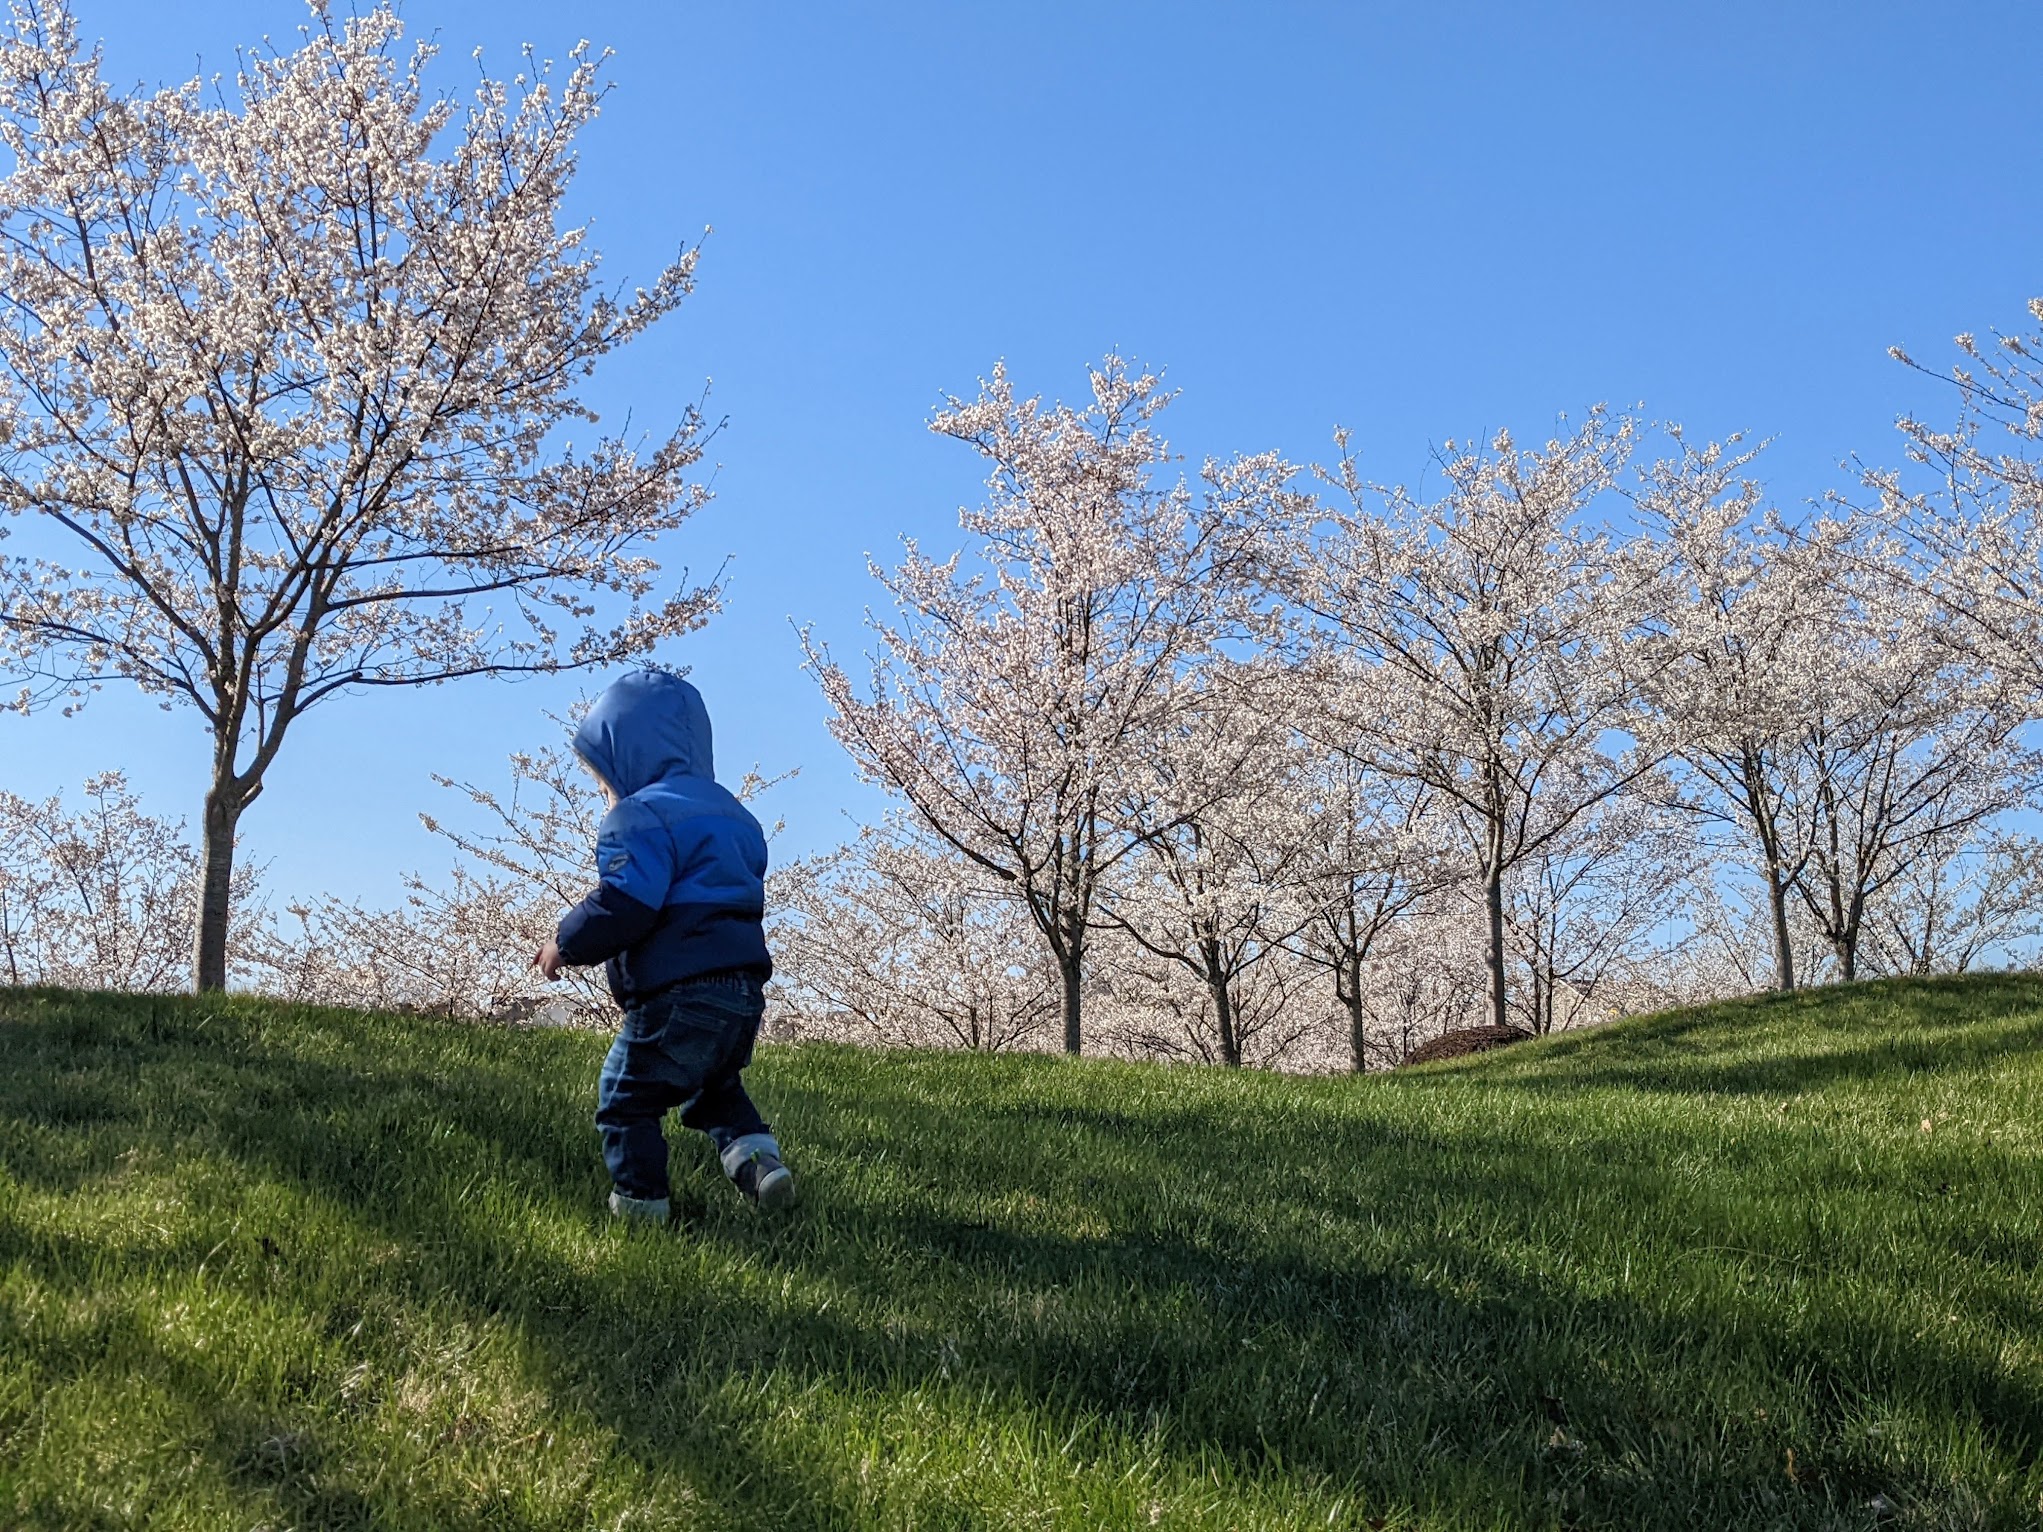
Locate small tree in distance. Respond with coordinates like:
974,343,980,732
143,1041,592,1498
235,734,612,1021
1286,413,1664,1033
769,819,1060,1052
1098,663,1316,1068
1785,606,2038,981
0,770,256,990
805,358,1293,1055
0,1,716,991
244,710,789,1024
1286,743,1440,1073
1642,436,1843,993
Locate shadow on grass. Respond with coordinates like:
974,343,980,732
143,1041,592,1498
4,987,2042,1529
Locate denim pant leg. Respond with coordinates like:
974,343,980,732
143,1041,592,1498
596,976,770,1197
676,980,769,1154
677,1062,769,1155
595,1026,693,1202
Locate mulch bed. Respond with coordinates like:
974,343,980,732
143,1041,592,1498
1403,1024,1534,1065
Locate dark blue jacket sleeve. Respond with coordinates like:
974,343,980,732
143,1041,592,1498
556,881,661,966
555,799,673,966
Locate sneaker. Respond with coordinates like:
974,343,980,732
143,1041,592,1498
608,1189,671,1226
733,1151,796,1209
720,1132,796,1210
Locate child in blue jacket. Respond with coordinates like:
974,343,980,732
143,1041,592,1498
535,669,794,1225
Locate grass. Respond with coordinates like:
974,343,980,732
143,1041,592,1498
0,979,2040,1530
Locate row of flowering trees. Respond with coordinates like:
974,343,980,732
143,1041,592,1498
779,310,2043,1067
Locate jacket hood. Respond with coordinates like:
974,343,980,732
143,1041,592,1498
572,670,715,797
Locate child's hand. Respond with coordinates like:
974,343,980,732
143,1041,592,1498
534,939,564,981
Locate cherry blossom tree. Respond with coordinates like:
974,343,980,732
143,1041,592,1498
1093,933,1331,1069
1094,663,1314,1068
248,865,576,1022
768,821,1057,1052
1638,435,2037,990
0,2,716,991
239,716,610,1021
1341,907,1488,1069
245,705,785,1022
1622,874,1832,1010
0,770,255,989
1782,613,2038,981
1284,732,1441,1072
1283,412,1662,1031
1641,437,1848,991
1881,295,2043,684
1502,783,1697,1034
805,358,1294,1054
1860,830,2043,978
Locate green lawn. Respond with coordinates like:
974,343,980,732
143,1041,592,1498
1,979,2040,1530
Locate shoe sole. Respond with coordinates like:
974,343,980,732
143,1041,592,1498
608,1193,671,1227
754,1165,796,1210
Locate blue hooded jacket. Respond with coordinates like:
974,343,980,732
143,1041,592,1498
554,671,773,1000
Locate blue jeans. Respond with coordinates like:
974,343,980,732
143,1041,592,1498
596,973,770,1202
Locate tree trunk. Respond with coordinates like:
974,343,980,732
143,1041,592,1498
1209,977,1241,1067
1836,909,1859,982
1343,952,1368,1074
1765,862,1797,992
1839,884,1866,982
1194,933,1241,1068
1057,944,1083,1056
192,776,246,993
1484,861,1508,1031
1738,748,1797,993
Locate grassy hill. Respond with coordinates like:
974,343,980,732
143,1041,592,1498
2,980,2041,1531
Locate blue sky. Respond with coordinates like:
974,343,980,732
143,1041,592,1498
6,1,2041,906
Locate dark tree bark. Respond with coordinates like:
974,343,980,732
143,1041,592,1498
1057,953,1083,1055
191,779,250,993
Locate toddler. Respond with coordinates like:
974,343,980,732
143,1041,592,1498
536,669,793,1224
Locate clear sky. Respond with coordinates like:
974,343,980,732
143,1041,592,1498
5,1,2041,907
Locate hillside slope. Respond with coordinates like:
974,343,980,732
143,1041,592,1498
2,979,2040,1530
